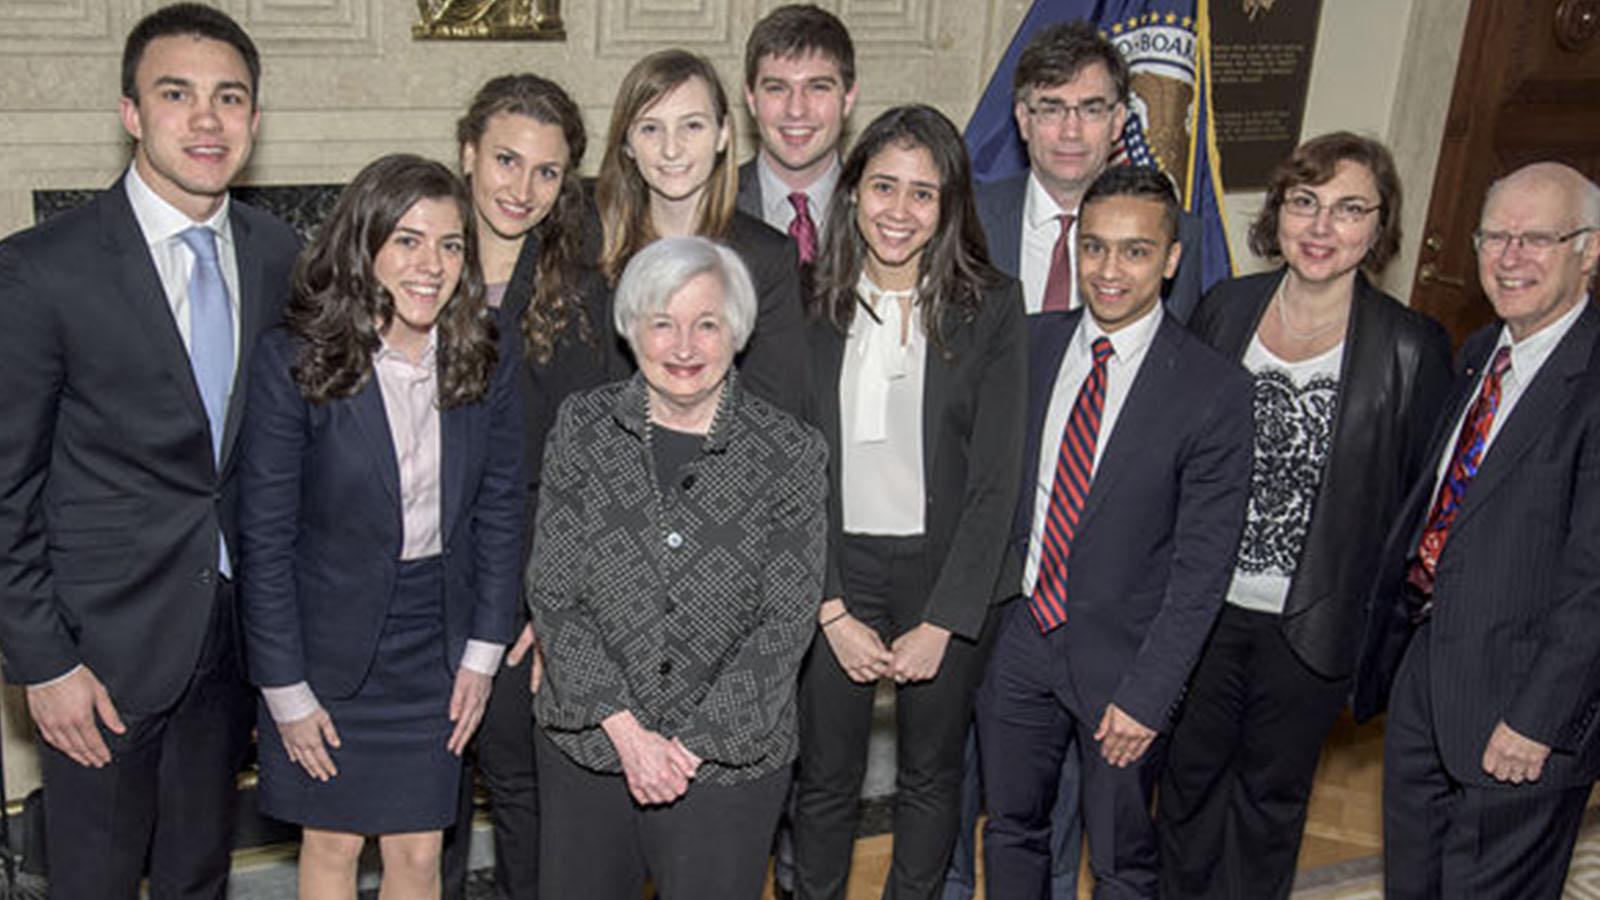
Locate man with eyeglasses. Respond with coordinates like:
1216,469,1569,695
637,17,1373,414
1354,161,1600,900
974,21,1202,322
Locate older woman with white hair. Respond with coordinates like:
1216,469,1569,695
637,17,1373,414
525,235,828,899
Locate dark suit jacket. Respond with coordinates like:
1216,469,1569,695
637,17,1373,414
0,181,298,714
736,158,764,222
725,210,808,417
807,279,1028,640
1188,270,1452,678
236,327,524,699
1004,310,1253,729
975,172,1205,323
1354,305,1600,788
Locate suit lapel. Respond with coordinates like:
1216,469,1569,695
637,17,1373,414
1075,315,1182,531
1452,308,1599,529
1013,311,1080,543
101,184,216,456
220,205,262,469
440,401,468,546
350,377,404,515
921,308,957,487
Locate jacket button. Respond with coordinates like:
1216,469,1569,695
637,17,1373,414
665,532,683,549
681,474,696,491
658,659,673,676
664,599,677,614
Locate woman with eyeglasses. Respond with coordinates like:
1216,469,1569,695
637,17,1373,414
595,48,806,415
1155,131,1454,899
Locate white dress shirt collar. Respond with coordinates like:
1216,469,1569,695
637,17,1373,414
758,152,841,234
124,161,233,247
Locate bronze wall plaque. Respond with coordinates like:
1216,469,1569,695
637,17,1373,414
414,0,565,41
1211,0,1323,189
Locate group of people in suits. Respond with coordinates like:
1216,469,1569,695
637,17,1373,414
2,3,1599,900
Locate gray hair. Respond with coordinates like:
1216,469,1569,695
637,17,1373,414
613,236,758,352
1483,162,1600,234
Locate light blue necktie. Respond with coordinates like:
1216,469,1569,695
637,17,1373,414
178,226,235,577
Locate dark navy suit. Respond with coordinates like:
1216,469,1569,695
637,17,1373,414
976,309,1251,899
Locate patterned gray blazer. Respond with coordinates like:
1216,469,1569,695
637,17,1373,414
526,372,828,784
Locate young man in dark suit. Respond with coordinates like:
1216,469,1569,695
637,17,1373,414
975,167,1252,899
0,5,299,897
1354,161,1600,900
975,22,1202,321
737,4,857,268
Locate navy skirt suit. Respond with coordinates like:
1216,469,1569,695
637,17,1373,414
238,326,524,832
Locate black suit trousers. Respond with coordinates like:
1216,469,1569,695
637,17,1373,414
1383,622,1589,900
793,534,997,900
38,581,252,900
1156,604,1349,900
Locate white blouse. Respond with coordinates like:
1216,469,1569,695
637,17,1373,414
839,273,926,536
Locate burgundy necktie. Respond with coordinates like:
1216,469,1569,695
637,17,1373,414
1030,337,1114,632
788,192,818,265
1408,346,1512,595
1042,213,1076,312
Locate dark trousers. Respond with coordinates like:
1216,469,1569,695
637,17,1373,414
977,601,1165,900
793,534,997,900
943,722,1081,900
1156,604,1348,900
1382,622,1589,900
443,644,539,900
535,729,788,899
38,581,253,900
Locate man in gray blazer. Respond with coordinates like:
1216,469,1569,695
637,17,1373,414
975,22,1201,322
1355,162,1600,900
0,5,298,898
737,4,857,267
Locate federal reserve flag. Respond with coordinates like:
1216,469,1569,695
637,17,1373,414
965,0,1235,291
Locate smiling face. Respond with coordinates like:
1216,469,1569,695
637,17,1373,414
118,34,259,221
1076,194,1181,333
374,196,467,357
1477,167,1600,342
626,76,730,208
1014,62,1127,208
1276,159,1381,288
745,50,857,188
635,271,736,423
854,141,942,291
461,111,570,244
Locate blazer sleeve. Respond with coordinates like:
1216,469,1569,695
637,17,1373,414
923,282,1029,639
467,341,527,646
1113,366,1255,730
732,225,808,417
525,399,637,730
677,429,827,765
236,331,312,688
0,239,80,683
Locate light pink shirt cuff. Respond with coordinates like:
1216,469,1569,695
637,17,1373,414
261,682,320,724
462,640,505,676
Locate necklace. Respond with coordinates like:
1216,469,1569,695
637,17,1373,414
1274,279,1346,341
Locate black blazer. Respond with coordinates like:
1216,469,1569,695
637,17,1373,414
1187,269,1452,678
0,181,298,713
736,158,764,221
975,172,1205,323
1355,305,1600,789
725,210,808,417
1004,310,1254,729
237,328,525,698
807,279,1028,640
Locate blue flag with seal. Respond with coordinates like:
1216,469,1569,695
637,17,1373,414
965,0,1235,292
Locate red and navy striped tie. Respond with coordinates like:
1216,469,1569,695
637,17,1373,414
1030,337,1114,632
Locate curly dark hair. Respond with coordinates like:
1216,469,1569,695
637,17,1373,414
286,153,496,407
813,104,1005,356
458,73,591,366
1248,131,1403,274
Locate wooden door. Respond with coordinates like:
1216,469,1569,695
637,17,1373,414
1411,0,1600,345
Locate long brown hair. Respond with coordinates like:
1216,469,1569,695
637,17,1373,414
596,49,738,284
458,73,591,365
286,154,496,407
813,105,1003,354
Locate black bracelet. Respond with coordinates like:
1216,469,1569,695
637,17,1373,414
820,609,849,629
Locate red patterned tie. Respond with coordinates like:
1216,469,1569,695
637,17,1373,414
788,192,818,265
1042,213,1076,312
1410,346,1512,593
1030,336,1114,632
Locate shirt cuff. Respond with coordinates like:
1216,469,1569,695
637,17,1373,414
261,682,320,724
461,640,505,676
29,664,84,690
